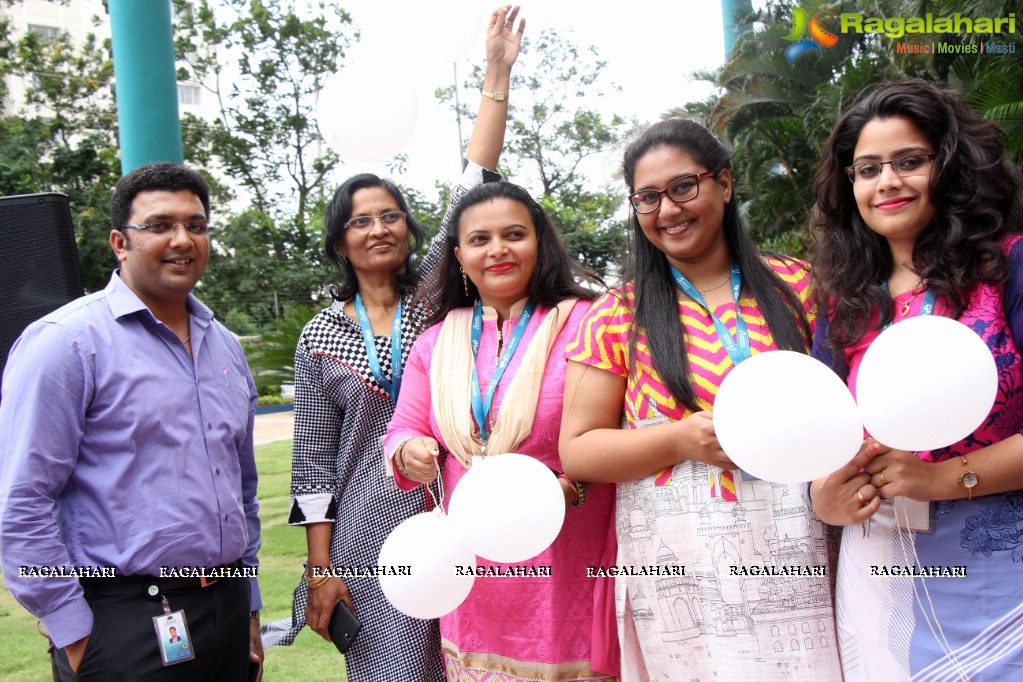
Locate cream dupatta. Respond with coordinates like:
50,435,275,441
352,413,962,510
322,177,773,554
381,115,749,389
430,299,577,468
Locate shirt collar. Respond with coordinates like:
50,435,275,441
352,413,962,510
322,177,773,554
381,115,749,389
104,270,214,324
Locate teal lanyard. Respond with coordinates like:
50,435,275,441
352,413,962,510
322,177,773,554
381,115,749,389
670,260,750,367
469,299,537,444
880,283,935,330
353,293,403,402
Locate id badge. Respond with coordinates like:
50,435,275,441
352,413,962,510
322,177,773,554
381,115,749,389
894,497,934,533
153,609,196,665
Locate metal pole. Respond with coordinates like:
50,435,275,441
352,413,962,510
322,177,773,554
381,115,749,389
453,62,464,167
108,0,183,173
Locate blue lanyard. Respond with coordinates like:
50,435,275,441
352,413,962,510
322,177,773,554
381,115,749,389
470,299,537,444
670,261,750,367
880,283,935,330
353,293,403,402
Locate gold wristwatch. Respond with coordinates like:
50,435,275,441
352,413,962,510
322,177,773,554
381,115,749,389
958,454,978,500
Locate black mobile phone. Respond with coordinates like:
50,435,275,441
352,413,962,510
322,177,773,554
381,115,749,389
248,659,261,682
328,601,362,654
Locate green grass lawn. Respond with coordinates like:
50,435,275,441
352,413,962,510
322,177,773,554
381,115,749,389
0,439,346,682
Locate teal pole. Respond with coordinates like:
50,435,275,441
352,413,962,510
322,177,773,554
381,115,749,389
721,0,754,56
108,0,183,173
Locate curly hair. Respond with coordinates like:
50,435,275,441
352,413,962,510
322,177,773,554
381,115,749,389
322,173,426,302
424,182,601,327
111,162,210,233
622,118,813,414
810,79,1023,349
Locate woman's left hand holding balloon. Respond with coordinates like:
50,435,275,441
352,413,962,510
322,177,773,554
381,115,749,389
810,438,884,525
865,447,936,502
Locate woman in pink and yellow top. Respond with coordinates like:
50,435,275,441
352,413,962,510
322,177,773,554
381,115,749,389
809,79,1023,680
559,119,843,681
383,181,617,681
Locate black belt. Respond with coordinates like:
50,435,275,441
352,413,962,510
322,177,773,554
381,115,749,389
80,562,242,598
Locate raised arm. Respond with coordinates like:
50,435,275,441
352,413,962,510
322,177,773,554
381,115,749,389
418,5,524,297
466,4,523,170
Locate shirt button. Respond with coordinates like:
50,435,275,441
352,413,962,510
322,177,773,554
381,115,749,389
215,468,220,475
224,515,229,521
207,422,213,430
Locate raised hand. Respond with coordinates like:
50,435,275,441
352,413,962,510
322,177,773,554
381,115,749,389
486,4,525,71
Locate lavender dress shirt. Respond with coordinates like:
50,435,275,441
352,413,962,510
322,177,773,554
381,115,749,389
0,272,261,649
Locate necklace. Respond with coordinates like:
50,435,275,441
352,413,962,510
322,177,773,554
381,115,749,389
697,277,730,296
890,282,925,316
182,336,190,345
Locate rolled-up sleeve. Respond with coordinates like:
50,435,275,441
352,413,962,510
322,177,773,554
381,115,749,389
383,339,435,492
288,337,343,525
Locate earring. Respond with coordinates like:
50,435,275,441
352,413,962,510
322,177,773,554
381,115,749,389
460,266,469,297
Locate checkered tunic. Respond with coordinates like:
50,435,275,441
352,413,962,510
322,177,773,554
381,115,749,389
261,164,496,682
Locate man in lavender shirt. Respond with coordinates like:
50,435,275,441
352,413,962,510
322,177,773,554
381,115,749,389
0,163,263,681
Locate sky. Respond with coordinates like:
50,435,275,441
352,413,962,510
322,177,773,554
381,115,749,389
323,0,731,197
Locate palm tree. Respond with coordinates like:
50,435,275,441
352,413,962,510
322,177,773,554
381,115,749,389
671,0,1022,253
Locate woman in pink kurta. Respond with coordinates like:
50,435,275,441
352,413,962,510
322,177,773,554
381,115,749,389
384,182,617,681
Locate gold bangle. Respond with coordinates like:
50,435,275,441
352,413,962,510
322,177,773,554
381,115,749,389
306,576,329,590
393,438,413,476
305,567,331,590
481,88,507,102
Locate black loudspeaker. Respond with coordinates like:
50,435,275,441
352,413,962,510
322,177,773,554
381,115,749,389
0,193,84,384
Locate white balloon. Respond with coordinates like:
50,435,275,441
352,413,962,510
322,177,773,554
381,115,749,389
856,315,997,452
714,351,864,483
448,454,566,563
377,509,476,620
316,65,418,163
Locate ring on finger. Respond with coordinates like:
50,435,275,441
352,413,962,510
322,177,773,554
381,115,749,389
878,471,888,486
856,489,868,506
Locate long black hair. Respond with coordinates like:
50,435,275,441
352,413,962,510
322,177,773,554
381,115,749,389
323,173,426,301
811,79,1023,348
622,118,813,414
425,182,602,326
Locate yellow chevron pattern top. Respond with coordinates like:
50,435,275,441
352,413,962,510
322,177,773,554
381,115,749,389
566,255,815,427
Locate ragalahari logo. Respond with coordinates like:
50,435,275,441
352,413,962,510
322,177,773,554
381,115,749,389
784,7,839,62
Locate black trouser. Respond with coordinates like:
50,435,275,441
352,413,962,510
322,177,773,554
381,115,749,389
51,575,250,682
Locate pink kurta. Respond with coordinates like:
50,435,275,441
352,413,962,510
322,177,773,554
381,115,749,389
385,300,616,681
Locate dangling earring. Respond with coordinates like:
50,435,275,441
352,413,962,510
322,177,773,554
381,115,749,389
460,266,469,297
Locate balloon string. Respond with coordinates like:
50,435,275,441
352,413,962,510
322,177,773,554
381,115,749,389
428,458,445,511
891,499,968,680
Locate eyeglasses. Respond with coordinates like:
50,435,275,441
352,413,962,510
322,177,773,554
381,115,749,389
845,153,936,183
629,171,718,214
123,222,211,235
344,211,406,231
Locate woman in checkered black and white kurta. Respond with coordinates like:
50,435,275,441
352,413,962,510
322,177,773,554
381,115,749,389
259,164,499,682
260,10,523,679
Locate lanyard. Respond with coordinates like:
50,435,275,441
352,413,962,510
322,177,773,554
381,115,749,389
353,293,403,402
670,260,750,367
880,282,935,330
470,299,537,445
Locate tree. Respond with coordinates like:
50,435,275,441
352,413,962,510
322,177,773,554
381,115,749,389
439,29,632,278
171,0,358,323
173,0,351,242
679,0,1022,254
0,14,122,292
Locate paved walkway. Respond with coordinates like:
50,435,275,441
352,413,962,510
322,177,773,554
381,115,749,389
254,409,294,445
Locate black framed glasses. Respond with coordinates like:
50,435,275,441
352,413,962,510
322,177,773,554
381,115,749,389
344,211,406,231
123,222,211,235
629,171,718,214
845,153,936,184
